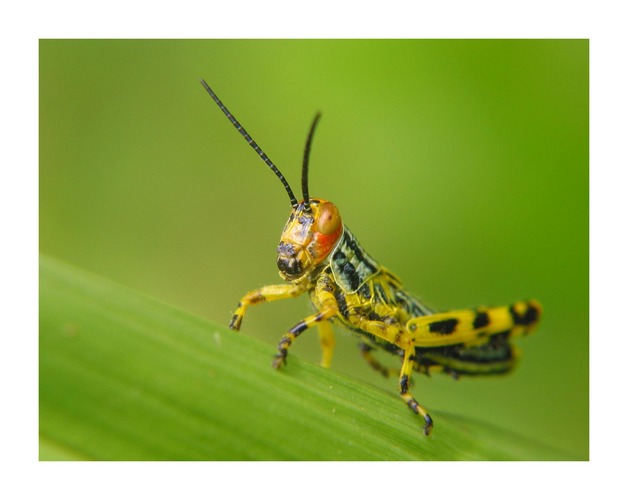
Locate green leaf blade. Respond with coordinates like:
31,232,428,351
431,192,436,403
39,255,573,460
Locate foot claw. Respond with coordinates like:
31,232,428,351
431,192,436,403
422,415,434,436
272,353,287,369
229,314,242,331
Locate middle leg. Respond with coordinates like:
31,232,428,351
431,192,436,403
273,284,339,369
317,319,336,368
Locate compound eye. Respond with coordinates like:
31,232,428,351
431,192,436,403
318,202,341,235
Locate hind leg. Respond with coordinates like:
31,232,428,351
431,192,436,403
346,314,433,435
358,341,400,378
399,347,433,436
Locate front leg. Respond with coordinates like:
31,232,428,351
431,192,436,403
273,278,338,368
229,283,307,331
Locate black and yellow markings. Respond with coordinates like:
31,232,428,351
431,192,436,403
330,227,379,293
406,301,541,348
510,300,541,327
428,318,459,334
273,308,336,368
472,310,490,329
399,350,433,435
239,255,541,436
202,79,541,438
272,279,339,368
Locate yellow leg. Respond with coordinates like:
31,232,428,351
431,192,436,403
344,314,432,434
273,304,338,369
229,283,306,331
350,316,415,350
273,281,338,369
399,348,433,436
317,320,335,368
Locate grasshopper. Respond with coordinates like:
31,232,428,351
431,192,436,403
201,80,541,435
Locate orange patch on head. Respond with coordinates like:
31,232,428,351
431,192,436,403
311,202,343,262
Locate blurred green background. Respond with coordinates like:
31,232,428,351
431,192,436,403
40,39,588,459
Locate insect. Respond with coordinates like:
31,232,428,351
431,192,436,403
200,79,541,435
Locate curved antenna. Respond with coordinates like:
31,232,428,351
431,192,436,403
301,112,322,212
200,79,299,208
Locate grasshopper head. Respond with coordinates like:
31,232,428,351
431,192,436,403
277,198,343,281
200,81,334,281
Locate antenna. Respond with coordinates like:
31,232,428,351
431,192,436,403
200,79,299,208
301,113,321,212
